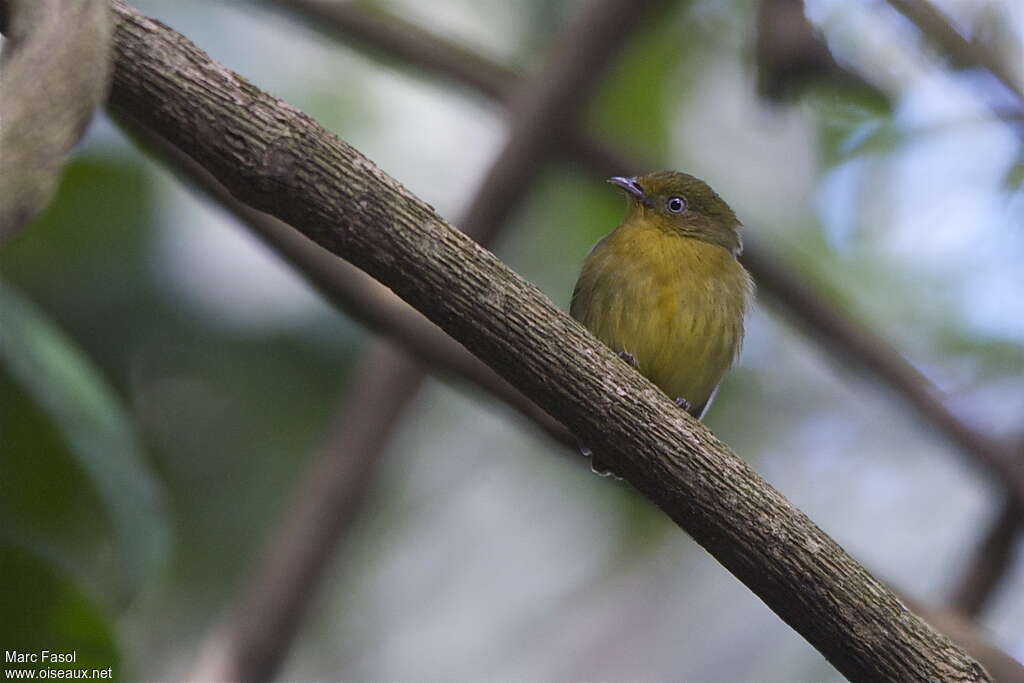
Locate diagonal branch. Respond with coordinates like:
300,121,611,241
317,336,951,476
885,0,1024,137
901,595,1024,683
764,0,1023,625
192,342,427,683
948,494,1024,618
187,0,663,679
115,114,574,452
263,0,513,102
119,94,1023,683
0,0,112,242
886,0,1024,102
101,2,990,678
755,0,879,100
265,0,1024,528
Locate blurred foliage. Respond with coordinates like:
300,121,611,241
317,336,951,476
2,0,1022,680
0,543,118,674
1,149,363,677
0,280,168,599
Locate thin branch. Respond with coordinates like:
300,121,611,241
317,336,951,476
749,241,1024,618
119,84,1024,683
886,0,1024,102
102,3,992,678
193,343,426,682
265,0,1024,529
114,113,574,452
0,0,112,242
122,1,1023,671
187,0,662,679
949,495,1024,618
771,0,1024,625
741,246,1022,495
900,595,1024,683
264,0,513,102
755,0,879,100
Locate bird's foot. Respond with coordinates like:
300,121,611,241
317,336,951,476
618,350,637,368
674,396,692,412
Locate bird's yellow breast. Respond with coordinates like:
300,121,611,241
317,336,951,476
571,221,752,415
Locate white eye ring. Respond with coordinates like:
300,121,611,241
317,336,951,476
666,196,686,213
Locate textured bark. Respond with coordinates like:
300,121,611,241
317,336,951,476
266,0,1024,506
121,96,1023,683
906,597,1024,683
0,0,111,241
119,116,574,451
266,0,1024,629
188,0,656,679
104,2,990,679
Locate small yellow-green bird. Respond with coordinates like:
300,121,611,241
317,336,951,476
571,171,753,474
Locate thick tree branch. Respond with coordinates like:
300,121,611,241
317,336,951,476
101,2,991,678
120,98,1023,683
0,0,112,242
902,596,1024,683
265,0,1024,514
188,0,659,679
116,114,574,452
264,4,1024,625
758,0,1024,624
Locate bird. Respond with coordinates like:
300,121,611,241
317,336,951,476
570,171,753,476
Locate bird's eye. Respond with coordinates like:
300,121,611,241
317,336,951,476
665,196,686,214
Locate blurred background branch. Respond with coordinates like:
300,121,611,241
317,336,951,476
949,495,1023,618
250,1,1024,638
117,101,1023,683
98,1,995,677
113,113,574,451
886,0,1023,102
755,0,878,101
2,0,1021,679
261,0,1024,509
901,594,1024,682
886,0,1024,138
193,342,427,683
190,0,664,679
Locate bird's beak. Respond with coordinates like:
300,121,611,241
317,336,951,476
608,176,650,206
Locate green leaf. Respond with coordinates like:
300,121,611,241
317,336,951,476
0,280,169,597
0,542,119,676
806,90,896,167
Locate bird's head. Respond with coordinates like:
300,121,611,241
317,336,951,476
609,171,743,256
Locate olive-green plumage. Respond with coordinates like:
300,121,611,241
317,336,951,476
571,171,753,420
